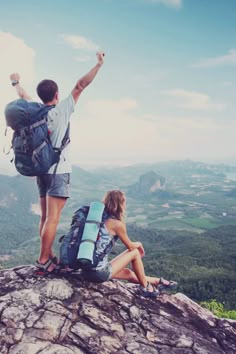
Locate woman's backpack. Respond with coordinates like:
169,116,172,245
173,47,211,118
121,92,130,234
5,99,69,176
59,201,110,270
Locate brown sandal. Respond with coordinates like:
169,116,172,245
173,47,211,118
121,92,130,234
140,281,160,298
35,258,59,276
157,278,178,292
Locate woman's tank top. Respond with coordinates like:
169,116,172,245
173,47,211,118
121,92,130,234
94,213,118,269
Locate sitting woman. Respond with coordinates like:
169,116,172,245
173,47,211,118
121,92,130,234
82,190,177,297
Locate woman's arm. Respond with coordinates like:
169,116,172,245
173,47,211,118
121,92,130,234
115,221,145,257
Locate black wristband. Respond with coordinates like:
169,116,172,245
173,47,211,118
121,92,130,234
11,80,19,87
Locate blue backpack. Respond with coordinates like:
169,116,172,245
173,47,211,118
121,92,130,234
5,99,70,176
59,202,112,270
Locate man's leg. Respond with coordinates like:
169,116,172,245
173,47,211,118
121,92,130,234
39,196,46,236
36,176,47,240
38,195,67,264
39,196,56,259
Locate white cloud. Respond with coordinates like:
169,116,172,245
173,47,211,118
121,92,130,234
164,89,225,111
70,98,158,166
0,32,35,85
147,0,182,8
152,115,236,161
60,34,99,51
0,32,36,174
69,97,234,167
192,49,236,68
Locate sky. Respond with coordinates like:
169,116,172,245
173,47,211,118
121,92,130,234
0,0,236,173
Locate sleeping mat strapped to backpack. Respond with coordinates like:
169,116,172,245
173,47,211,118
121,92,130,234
59,201,106,270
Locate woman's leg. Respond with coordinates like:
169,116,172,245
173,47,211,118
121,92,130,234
110,249,172,286
113,268,164,285
110,249,149,288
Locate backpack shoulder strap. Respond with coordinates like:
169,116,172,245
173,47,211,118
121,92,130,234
59,123,70,152
49,118,70,176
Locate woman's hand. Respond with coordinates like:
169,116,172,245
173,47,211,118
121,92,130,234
114,221,145,257
131,242,145,258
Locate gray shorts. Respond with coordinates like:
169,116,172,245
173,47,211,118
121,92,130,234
82,263,112,283
36,173,70,198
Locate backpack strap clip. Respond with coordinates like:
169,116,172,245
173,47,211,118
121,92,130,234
19,128,26,138
29,118,46,130
85,220,103,227
32,141,47,164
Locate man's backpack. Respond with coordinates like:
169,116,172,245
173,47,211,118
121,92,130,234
59,201,111,270
5,98,70,176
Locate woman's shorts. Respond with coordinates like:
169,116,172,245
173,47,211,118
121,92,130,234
82,263,112,283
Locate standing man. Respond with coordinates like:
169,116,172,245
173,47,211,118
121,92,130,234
10,52,105,274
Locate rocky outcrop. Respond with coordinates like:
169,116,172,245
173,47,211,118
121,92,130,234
0,265,236,354
127,171,168,200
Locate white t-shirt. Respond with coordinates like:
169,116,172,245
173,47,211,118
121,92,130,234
46,94,75,174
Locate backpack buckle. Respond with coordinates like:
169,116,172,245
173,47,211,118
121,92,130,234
23,142,28,153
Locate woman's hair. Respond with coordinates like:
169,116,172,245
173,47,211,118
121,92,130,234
103,190,126,221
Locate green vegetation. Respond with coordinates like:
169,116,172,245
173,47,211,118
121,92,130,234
180,217,219,229
125,224,236,309
201,300,236,320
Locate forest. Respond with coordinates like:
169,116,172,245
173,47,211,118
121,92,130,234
124,224,236,310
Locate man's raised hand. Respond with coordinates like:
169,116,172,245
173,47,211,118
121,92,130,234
96,51,105,66
10,73,20,82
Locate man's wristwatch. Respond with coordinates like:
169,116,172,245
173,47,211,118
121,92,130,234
11,80,19,87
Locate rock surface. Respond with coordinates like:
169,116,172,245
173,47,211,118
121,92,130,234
0,265,236,354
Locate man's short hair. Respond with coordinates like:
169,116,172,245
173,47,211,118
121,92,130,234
36,79,58,103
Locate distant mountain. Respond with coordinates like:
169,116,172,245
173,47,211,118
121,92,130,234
127,170,169,200
0,174,39,253
93,159,236,182
0,174,38,207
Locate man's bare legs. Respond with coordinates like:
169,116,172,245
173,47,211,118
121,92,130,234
38,195,67,268
110,249,171,287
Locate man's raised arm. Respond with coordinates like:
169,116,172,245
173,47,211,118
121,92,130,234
71,51,105,104
10,73,32,101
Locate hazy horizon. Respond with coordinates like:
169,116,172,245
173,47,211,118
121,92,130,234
1,156,236,177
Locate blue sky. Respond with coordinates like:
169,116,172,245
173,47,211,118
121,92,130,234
0,0,236,172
